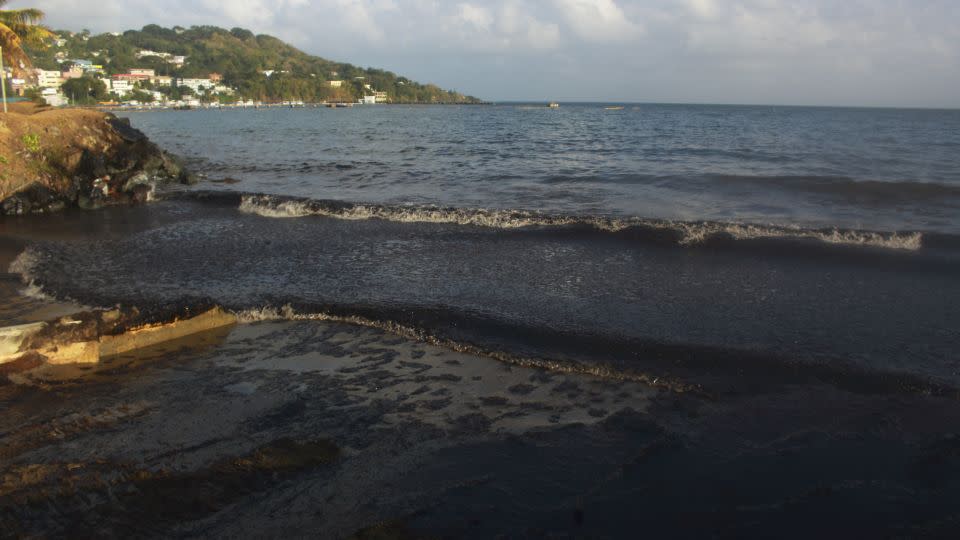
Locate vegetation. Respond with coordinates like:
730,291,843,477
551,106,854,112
20,132,40,153
0,1,53,76
60,76,107,104
27,24,481,104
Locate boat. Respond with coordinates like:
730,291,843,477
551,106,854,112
605,106,624,110
548,102,560,108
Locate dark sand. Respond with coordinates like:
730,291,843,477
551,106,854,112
3,314,960,538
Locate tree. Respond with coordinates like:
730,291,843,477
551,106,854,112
127,89,153,103
61,76,107,104
0,1,53,76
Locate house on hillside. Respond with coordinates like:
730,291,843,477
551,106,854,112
34,69,64,89
328,80,343,88
136,50,172,59
177,78,215,93
109,78,134,97
61,66,84,79
41,87,67,106
9,78,27,96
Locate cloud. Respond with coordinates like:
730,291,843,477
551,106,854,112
552,0,643,42
23,0,960,106
457,3,493,31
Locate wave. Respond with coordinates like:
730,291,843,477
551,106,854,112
231,304,705,395
231,302,960,400
7,250,52,300
226,192,925,251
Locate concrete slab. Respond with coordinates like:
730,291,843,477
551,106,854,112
100,307,237,359
0,322,46,362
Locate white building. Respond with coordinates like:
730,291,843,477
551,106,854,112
136,50,171,59
35,69,63,89
41,87,67,107
328,80,343,88
177,78,215,93
110,78,134,96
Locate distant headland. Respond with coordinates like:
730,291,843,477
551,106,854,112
14,25,484,107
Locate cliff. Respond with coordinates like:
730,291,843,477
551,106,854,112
0,105,194,215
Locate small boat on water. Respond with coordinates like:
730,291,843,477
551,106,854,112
548,102,560,108
605,106,624,110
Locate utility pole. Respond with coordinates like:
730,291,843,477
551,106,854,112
0,46,8,113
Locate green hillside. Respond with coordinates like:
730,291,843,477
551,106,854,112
28,25,481,104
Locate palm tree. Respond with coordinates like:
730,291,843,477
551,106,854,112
0,1,53,76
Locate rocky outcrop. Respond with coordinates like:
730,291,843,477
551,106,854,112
0,108,196,215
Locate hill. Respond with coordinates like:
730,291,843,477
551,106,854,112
27,25,481,104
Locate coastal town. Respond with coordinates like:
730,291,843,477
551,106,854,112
3,30,393,109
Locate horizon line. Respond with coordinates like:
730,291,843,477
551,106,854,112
486,100,960,111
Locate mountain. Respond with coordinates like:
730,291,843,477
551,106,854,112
28,25,482,104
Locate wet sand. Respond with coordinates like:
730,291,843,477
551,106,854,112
3,315,960,538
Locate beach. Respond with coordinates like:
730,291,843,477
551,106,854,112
2,104,960,537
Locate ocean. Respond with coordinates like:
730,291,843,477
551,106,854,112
10,103,960,391
5,103,960,536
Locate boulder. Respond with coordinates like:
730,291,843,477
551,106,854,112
0,110,197,215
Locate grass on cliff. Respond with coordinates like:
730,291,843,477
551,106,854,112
0,105,121,200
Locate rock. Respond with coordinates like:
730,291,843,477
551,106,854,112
122,172,151,193
0,110,197,214
160,152,184,178
130,183,153,204
1,182,62,215
180,171,200,185
77,149,108,179
107,116,148,143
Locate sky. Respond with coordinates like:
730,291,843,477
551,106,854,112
21,0,960,108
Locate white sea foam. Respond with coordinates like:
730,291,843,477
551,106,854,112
237,194,924,251
8,248,38,279
6,250,52,300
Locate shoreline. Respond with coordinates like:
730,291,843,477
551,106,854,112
4,269,960,537
2,105,960,537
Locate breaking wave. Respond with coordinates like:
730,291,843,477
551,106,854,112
233,193,924,251
7,249,53,301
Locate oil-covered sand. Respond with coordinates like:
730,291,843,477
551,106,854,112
3,316,960,538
